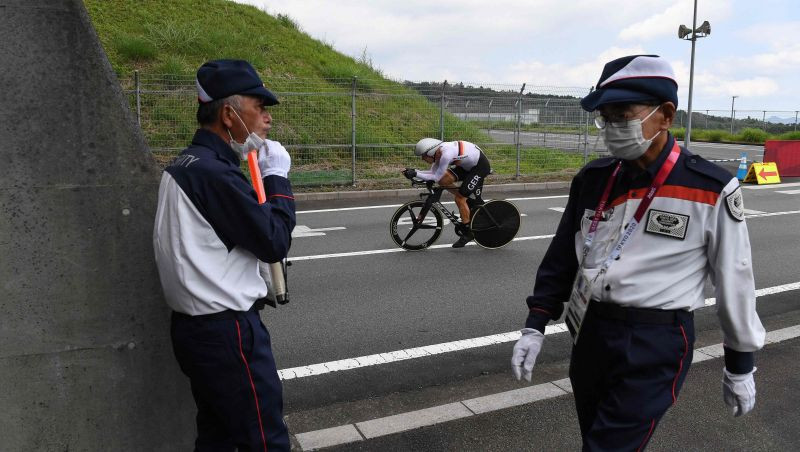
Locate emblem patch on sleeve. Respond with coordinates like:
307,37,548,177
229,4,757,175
645,209,689,240
725,187,745,222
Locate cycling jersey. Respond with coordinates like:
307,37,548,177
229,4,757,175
415,140,483,182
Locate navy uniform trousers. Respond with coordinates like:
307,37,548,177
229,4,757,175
171,305,289,452
569,301,695,451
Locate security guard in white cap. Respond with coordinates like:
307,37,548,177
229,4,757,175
510,54,765,450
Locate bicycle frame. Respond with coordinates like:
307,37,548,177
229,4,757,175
415,181,461,225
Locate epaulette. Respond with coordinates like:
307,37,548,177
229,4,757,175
684,152,734,186
578,156,617,177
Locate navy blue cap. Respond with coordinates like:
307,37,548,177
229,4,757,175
580,55,678,112
196,59,279,105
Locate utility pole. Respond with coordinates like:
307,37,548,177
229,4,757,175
678,1,710,148
730,95,738,134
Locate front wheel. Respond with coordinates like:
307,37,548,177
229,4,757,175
389,200,444,250
470,200,521,249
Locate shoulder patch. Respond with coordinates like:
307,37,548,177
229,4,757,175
725,187,745,221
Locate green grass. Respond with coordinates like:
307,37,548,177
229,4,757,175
84,0,388,81
671,127,798,145
84,0,589,187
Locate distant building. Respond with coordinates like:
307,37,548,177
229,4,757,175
457,108,540,124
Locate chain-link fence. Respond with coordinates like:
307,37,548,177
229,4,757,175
121,72,798,188
674,109,800,135
120,72,596,188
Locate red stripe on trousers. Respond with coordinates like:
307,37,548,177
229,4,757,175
672,325,689,403
236,319,268,452
637,419,655,452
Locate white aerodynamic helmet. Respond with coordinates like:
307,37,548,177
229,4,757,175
414,138,443,157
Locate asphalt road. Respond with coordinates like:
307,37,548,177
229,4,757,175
259,178,799,450
484,129,765,162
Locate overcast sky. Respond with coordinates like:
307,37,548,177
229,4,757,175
236,0,799,114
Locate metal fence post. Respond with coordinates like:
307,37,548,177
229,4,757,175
134,70,141,126
515,83,525,178
795,111,798,132
440,80,447,140
584,86,593,164
351,76,357,186
487,99,493,133
762,111,766,132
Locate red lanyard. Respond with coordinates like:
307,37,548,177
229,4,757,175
582,141,681,263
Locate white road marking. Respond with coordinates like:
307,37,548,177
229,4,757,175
293,322,800,450
278,282,800,380
297,195,568,214
506,195,569,201
292,225,346,238
742,209,765,215
290,234,556,261
744,210,800,218
742,182,800,190
549,207,566,213
297,203,402,214
289,209,797,261
776,189,800,195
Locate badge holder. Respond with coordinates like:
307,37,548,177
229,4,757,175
565,269,593,343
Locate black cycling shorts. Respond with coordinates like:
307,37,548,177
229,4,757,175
449,151,491,198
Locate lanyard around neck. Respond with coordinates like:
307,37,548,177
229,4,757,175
581,141,681,268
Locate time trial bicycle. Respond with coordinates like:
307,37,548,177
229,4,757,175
389,179,521,250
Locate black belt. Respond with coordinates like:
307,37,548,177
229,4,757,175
172,299,265,321
590,300,691,325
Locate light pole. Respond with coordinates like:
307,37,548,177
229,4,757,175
678,1,710,148
730,95,738,134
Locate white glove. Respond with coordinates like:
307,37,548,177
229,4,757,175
511,328,545,382
722,367,756,417
258,140,291,178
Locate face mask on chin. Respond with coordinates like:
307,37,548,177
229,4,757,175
602,105,663,160
226,107,265,157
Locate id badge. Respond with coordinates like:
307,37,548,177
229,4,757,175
565,270,592,344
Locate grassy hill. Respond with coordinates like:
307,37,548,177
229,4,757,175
86,0,382,81
84,0,587,187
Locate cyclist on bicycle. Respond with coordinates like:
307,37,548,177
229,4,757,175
403,138,491,248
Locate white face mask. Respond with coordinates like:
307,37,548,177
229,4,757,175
226,107,265,157
601,105,663,160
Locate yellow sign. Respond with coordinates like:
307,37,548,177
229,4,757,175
742,162,781,185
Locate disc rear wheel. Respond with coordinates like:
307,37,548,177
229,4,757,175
470,200,521,249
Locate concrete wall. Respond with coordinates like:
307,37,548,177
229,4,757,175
0,1,194,449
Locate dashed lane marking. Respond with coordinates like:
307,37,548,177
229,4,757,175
293,322,800,450
279,282,800,380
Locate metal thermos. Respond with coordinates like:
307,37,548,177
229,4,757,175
268,260,288,304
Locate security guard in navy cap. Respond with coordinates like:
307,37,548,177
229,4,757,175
511,55,765,450
154,59,294,451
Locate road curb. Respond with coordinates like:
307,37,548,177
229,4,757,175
294,181,571,201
